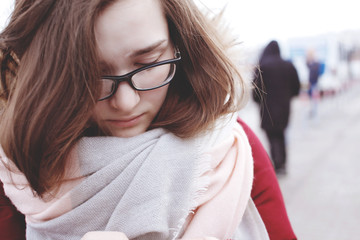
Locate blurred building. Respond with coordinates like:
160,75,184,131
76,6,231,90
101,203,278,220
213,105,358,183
283,30,360,96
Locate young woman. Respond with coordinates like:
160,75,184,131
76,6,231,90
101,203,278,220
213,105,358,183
0,0,296,239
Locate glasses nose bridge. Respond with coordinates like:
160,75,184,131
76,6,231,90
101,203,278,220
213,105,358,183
113,74,131,88
112,74,136,94
115,74,132,84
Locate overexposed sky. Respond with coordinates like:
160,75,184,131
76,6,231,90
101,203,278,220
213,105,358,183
1,0,359,47
197,0,359,46
0,0,14,30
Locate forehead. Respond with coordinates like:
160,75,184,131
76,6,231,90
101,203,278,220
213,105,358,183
95,0,169,59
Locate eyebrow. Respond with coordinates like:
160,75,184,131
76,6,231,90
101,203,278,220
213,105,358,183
99,40,169,71
128,39,168,58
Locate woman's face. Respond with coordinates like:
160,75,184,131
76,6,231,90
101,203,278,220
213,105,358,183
93,0,172,138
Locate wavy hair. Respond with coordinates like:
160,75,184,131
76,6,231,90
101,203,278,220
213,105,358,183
154,0,248,135
0,0,248,196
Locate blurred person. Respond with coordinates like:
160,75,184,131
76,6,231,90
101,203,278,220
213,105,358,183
0,0,299,240
253,40,300,174
306,49,321,117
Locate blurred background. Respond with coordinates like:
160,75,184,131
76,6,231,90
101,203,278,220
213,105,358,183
196,1,360,240
1,0,359,239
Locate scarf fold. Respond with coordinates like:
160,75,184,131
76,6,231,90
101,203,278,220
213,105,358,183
0,115,267,240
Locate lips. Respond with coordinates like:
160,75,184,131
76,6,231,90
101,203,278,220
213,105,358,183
106,114,143,128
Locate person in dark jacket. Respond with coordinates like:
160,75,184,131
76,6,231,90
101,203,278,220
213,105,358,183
253,40,300,174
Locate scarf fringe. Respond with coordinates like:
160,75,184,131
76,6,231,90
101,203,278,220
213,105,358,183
172,152,212,239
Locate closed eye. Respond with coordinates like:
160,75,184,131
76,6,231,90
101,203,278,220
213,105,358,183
135,60,158,67
134,56,161,67
133,45,168,67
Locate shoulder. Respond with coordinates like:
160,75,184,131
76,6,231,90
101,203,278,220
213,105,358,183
237,118,297,240
0,181,26,240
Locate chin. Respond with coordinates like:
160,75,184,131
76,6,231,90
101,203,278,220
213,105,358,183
111,127,147,138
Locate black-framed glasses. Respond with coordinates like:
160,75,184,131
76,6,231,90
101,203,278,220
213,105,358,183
98,48,181,101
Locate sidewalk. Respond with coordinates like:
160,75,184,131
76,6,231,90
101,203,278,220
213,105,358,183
239,80,360,240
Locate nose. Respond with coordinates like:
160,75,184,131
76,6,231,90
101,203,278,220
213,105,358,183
109,81,140,112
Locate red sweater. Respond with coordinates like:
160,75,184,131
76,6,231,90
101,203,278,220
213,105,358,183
0,119,296,240
0,181,26,240
238,118,297,240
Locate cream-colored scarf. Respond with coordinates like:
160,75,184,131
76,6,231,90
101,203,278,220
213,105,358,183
0,115,268,240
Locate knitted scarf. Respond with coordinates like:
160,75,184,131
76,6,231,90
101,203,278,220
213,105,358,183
0,115,269,240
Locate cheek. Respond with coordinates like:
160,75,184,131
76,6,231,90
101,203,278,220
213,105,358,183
142,86,169,110
155,86,169,105
92,102,106,120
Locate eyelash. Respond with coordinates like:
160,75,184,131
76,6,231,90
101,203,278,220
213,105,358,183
135,56,161,67
135,61,156,67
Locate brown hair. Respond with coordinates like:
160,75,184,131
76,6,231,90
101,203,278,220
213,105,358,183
154,0,247,136
0,0,248,196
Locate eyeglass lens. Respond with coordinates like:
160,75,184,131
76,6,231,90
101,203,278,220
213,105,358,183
99,62,176,99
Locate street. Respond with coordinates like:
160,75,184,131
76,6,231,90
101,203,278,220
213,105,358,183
239,80,360,240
